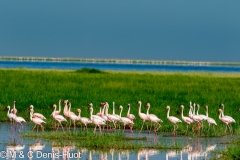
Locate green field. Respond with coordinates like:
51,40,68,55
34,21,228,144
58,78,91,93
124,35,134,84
1,68,240,136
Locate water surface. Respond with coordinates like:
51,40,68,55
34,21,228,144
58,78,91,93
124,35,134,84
0,122,233,160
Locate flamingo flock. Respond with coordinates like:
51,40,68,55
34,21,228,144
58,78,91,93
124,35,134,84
5,100,237,136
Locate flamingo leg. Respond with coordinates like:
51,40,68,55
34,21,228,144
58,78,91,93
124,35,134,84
32,124,37,131
139,120,145,133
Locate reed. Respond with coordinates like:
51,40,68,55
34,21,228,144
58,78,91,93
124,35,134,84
1,68,240,136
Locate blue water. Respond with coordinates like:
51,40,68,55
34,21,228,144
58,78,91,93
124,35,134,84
1,60,240,72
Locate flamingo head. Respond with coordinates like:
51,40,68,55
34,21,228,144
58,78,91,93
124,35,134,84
165,106,170,110
218,109,223,113
52,104,57,108
127,104,130,108
136,101,142,105
14,101,16,105
6,105,10,110
179,105,184,109
77,109,81,113
144,103,150,108
237,108,240,111
118,105,123,110
88,103,93,107
205,105,208,109
63,100,69,104
219,103,224,107
59,99,63,103
100,102,105,107
28,105,34,110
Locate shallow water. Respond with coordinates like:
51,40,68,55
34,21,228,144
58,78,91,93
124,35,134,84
0,122,233,160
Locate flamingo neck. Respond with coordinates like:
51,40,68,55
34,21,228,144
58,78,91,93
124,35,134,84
193,104,196,115
101,106,106,115
64,103,68,112
206,107,209,117
78,111,81,118
90,108,93,120
219,111,222,119
58,101,61,112
119,107,123,117
222,105,225,116
105,105,109,115
7,107,10,116
189,106,192,117
146,106,150,115
127,105,130,115
30,112,33,121
52,106,57,117
167,108,170,118
113,102,115,114
138,103,142,114
181,107,184,119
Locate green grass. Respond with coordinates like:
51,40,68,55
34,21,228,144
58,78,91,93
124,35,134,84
1,68,240,136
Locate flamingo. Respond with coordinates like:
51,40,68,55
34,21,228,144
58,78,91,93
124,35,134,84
145,103,163,134
68,102,79,131
127,104,136,122
191,103,203,135
11,101,18,115
51,99,63,116
219,104,235,120
165,106,182,136
51,104,67,132
88,103,106,121
6,105,16,127
29,105,46,120
218,109,235,136
63,100,76,118
136,101,149,133
77,109,92,130
29,108,46,132
112,102,122,127
88,105,106,133
104,102,121,130
13,115,26,131
205,105,217,132
180,105,194,133
118,105,134,133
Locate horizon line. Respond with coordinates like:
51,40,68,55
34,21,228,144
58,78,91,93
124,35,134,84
0,56,240,66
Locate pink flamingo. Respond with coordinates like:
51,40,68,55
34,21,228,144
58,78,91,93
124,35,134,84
29,105,46,120
51,104,67,132
218,109,235,136
145,103,163,134
77,109,92,130
205,105,217,132
190,103,203,135
180,105,194,133
88,105,106,133
118,105,134,133
11,101,18,115
166,106,182,136
68,102,79,131
136,101,149,133
29,108,46,132
104,102,121,130
6,105,16,127
127,104,136,121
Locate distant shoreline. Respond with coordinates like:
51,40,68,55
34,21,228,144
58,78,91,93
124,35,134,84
1,56,240,66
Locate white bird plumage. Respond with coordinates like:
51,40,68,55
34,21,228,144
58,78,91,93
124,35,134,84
145,103,163,134
118,105,134,133
166,106,182,136
29,108,46,132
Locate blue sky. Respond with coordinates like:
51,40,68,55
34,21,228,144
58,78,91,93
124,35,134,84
0,1,239,62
